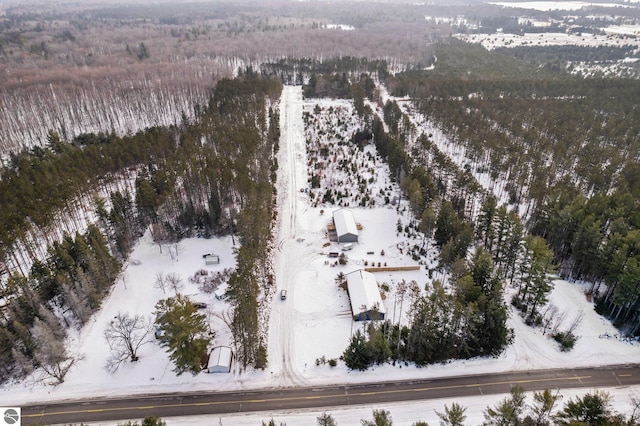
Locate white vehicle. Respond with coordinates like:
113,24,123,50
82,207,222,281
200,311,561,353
214,289,227,301
342,243,353,251
280,289,287,300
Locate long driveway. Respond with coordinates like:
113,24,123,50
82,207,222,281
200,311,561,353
268,85,309,387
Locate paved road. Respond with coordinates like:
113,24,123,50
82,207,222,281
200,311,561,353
22,364,640,425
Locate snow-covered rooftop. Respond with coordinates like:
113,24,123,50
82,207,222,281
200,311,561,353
333,208,359,241
207,346,233,373
345,269,386,320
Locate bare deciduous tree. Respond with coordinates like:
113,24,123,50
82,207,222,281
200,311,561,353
11,347,34,378
166,272,184,294
567,310,584,335
629,396,640,425
540,303,566,336
154,272,167,294
168,243,183,262
199,268,233,293
104,312,153,373
31,318,78,385
150,223,171,254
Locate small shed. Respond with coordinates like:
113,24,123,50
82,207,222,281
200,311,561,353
207,346,233,373
345,269,386,321
333,208,359,243
203,253,220,265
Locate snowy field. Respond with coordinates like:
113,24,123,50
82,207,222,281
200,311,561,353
459,0,640,59
456,31,640,50
488,1,634,10
2,86,640,425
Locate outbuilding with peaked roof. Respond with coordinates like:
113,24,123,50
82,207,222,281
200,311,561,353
345,269,385,321
333,208,359,243
207,346,233,373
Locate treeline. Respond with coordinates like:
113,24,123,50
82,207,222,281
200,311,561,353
497,44,640,68
349,92,510,370
0,128,171,244
0,225,120,382
263,57,390,88
343,101,557,370
0,74,283,383
388,44,640,206
532,192,640,334
303,72,376,100
385,41,640,335
0,127,177,274
223,78,282,370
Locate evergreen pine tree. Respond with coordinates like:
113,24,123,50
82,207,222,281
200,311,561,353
155,295,211,375
343,329,371,371
436,402,467,426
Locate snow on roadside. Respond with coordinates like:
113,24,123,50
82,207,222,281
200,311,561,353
2,87,639,426
94,385,640,426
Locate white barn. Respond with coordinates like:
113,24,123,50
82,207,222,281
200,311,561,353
207,346,233,373
333,208,359,243
345,269,386,321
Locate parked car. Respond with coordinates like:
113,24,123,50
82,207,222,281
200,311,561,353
193,302,207,309
214,289,227,301
280,289,287,300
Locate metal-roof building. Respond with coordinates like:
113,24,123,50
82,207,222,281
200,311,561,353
207,346,233,373
345,269,385,321
333,208,359,243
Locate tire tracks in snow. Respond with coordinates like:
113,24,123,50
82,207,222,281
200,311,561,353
268,86,309,388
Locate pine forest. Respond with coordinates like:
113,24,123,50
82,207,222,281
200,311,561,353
1,0,640,394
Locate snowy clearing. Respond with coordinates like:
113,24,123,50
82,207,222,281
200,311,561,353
2,86,640,425
455,31,640,50
488,1,634,10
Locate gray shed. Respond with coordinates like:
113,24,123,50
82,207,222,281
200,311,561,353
207,346,233,373
203,253,220,265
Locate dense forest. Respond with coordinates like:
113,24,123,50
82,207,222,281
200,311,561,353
383,42,640,336
2,0,640,388
0,0,444,152
0,73,282,383
332,87,552,370
277,36,640,369
294,57,560,370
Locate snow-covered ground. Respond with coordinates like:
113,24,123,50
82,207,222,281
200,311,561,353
456,31,640,50
2,86,640,425
488,1,634,11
